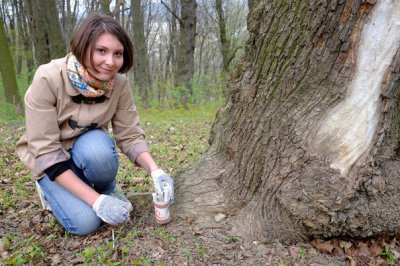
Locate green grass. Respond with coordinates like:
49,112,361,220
0,101,24,123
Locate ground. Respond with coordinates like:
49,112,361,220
0,107,398,265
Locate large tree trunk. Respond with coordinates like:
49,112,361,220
175,0,400,244
0,16,23,112
131,0,150,109
26,0,66,65
176,0,197,107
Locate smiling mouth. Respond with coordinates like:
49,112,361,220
100,67,114,72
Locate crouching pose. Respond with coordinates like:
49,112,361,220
16,13,173,235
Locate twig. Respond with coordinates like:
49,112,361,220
160,0,183,26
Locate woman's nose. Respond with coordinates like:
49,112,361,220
105,54,114,66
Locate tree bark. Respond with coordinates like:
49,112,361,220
26,0,66,66
131,0,150,108
0,17,22,112
175,0,400,244
176,0,197,107
248,0,256,11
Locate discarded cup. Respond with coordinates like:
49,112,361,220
153,200,170,224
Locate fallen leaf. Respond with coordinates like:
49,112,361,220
357,242,371,257
69,255,84,265
51,254,62,265
112,248,119,261
369,242,384,256
312,239,335,254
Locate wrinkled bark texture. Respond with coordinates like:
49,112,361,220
175,0,400,244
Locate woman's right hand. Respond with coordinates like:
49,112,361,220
92,194,129,225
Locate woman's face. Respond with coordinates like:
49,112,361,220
85,32,124,81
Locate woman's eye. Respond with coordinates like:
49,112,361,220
115,52,123,57
96,48,106,54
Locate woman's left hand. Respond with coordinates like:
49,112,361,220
151,169,174,203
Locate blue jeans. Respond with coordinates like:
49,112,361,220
38,129,119,235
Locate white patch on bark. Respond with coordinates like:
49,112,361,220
312,0,400,175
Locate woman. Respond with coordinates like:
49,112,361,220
16,13,174,235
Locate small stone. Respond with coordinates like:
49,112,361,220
214,213,226,222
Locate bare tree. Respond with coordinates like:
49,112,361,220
0,16,22,112
175,0,400,244
59,0,79,43
215,0,242,73
165,0,177,82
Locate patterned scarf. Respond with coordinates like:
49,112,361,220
66,54,114,97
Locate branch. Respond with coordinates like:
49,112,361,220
160,0,183,27
227,45,243,66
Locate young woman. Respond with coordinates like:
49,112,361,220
16,13,174,235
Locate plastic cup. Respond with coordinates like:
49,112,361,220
153,200,170,224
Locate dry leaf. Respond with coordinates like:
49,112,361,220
339,240,353,254
357,242,371,257
312,239,335,253
51,254,62,266
369,243,384,256
112,248,119,261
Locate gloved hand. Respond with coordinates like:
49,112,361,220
108,189,134,213
151,169,174,203
92,194,129,225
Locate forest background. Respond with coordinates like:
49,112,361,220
0,0,249,117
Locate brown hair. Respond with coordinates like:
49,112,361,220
70,13,134,73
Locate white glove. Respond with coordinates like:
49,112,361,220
151,169,174,203
93,194,129,225
108,189,133,213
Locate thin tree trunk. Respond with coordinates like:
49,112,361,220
215,0,230,74
171,0,178,81
19,0,34,82
0,17,23,113
175,0,400,244
14,0,23,76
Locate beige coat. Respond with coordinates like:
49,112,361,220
16,54,149,179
